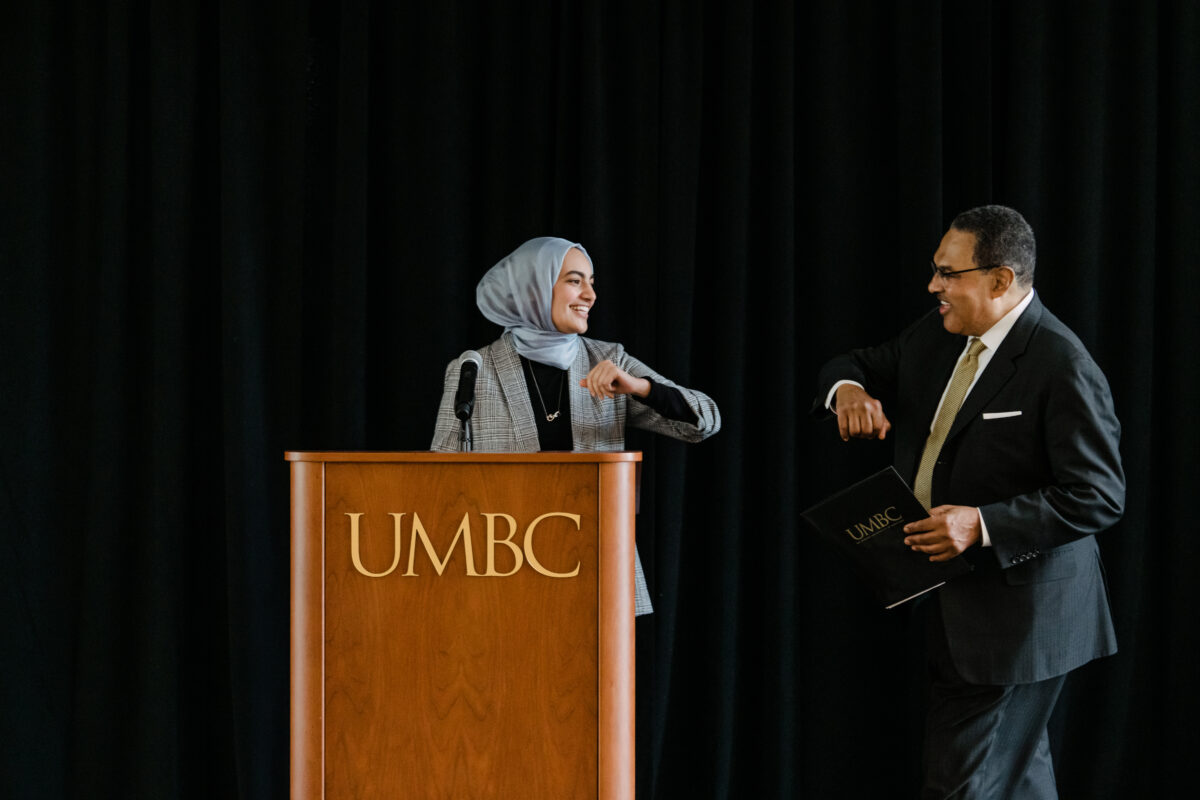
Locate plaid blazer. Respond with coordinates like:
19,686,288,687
431,332,721,614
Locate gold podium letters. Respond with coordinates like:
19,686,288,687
344,510,583,578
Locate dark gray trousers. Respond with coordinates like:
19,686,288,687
921,605,1067,799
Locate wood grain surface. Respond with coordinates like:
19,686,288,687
290,454,636,799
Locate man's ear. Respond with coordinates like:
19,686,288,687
991,266,1015,296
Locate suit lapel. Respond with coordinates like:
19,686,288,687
918,336,967,423
947,296,1042,442
492,333,542,452
569,338,597,451
900,333,965,481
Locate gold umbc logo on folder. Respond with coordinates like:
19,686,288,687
343,512,582,579
843,506,905,543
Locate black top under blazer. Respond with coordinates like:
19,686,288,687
817,295,1125,685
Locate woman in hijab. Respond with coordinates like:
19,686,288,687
431,236,721,614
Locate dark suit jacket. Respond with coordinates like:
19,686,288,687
817,295,1124,684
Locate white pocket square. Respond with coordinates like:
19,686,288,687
982,410,1022,419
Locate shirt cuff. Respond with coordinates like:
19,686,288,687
635,378,698,425
825,380,864,411
977,507,992,547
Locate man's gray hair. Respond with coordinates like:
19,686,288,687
951,205,1036,288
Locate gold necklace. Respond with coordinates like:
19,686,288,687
524,359,565,422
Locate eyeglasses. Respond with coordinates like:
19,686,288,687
929,261,1001,280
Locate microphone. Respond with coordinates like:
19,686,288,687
454,350,482,421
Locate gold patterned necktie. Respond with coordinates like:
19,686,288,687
913,337,987,509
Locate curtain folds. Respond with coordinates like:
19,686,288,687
1,1,1194,797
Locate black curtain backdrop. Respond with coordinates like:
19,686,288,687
3,1,1197,797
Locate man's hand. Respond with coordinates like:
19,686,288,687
581,359,651,400
834,384,892,441
902,505,981,562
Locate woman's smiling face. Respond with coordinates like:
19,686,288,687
551,247,596,334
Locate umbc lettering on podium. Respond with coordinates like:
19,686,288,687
343,511,583,579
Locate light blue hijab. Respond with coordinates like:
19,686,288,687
476,237,591,370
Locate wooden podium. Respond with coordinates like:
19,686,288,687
287,451,640,799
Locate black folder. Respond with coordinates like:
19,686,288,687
802,466,972,608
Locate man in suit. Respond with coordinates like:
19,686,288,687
816,205,1124,798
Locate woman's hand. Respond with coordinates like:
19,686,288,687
581,360,651,400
